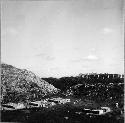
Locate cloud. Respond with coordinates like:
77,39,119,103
2,28,19,37
35,53,45,57
85,54,98,60
7,28,19,35
103,28,114,34
71,54,99,63
35,53,55,61
46,56,55,61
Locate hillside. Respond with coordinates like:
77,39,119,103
1,63,60,104
65,81,124,110
43,75,124,107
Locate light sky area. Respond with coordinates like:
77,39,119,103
1,0,124,78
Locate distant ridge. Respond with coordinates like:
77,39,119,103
1,63,60,104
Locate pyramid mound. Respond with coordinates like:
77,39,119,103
1,63,60,103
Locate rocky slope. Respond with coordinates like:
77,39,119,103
1,63,60,104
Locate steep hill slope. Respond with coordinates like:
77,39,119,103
1,63,60,104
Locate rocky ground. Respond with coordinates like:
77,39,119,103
1,63,60,104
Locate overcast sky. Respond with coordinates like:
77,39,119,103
1,0,124,78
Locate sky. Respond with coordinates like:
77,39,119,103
1,0,124,78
